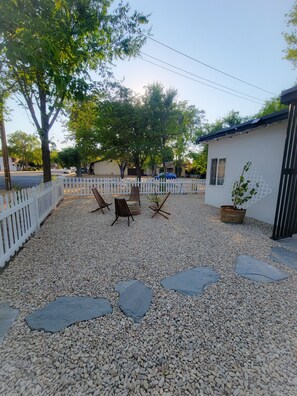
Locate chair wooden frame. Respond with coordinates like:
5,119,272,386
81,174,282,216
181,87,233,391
111,198,134,226
149,192,171,219
91,187,112,214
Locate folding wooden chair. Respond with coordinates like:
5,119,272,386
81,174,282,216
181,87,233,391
91,187,112,214
127,186,141,206
149,192,171,219
111,198,134,226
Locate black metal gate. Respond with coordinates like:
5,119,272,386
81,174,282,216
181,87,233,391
272,87,297,240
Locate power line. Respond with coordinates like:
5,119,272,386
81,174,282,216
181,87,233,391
147,36,276,96
138,56,264,105
141,52,266,103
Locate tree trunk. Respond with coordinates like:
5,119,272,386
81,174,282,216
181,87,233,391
135,164,142,181
117,161,127,179
39,87,52,182
40,132,51,182
0,107,12,190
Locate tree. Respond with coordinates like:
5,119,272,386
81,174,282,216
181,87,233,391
188,146,208,177
58,147,81,172
0,63,14,189
67,98,101,176
255,96,287,117
8,130,41,170
190,110,247,177
172,102,204,176
284,1,297,67
95,90,152,180
0,0,148,182
68,83,204,180
142,83,179,172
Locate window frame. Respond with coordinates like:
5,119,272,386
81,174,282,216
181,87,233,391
209,157,226,186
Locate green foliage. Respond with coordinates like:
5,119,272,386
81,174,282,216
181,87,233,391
67,83,204,179
0,0,149,182
188,145,208,176
255,96,287,117
8,130,41,169
58,147,81,169
284,1,297,68
231,162,259,209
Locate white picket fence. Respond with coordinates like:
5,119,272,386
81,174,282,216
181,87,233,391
0,177,205,268
63,177,206,197
0,180,64,268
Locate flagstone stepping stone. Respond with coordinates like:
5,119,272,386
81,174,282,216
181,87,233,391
26,296,112,333
115,280,153,322
160,267,220,296
0,302,19,343
236,255,289,282
270,247,297,269
279,237,297,252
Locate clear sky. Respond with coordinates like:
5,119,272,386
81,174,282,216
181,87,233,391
4,0,297,149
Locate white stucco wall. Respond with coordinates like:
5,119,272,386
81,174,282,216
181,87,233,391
93,160,127,176
0,157,17,171
204,120,287,224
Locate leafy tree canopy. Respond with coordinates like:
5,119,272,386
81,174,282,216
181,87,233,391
7,130,41,169
58,147,81,170
0,0,149,182
255,96,287,117
284,1,297,68
67,83,204,179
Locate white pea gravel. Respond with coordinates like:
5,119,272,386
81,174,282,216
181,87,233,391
0,194,296,395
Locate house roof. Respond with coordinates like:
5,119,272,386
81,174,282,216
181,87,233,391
196,109,289,144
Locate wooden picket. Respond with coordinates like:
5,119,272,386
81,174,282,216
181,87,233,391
63,177,206,197
0,180,64,268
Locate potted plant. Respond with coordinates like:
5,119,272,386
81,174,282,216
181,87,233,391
148,190,161,206
220,161,259,224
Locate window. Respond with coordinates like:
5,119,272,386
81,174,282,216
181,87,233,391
210,158,226,185
210,159,217,185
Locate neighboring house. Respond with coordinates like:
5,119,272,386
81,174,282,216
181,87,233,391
197,109,289,225
0,157,17,171
91,159,186,177
91,159,128,177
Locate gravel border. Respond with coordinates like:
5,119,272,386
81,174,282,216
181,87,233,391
0,194,296,395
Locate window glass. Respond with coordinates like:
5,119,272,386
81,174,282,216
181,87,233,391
217,158,226,185
210,158,217,185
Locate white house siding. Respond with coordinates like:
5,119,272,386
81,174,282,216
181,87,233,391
204,120,287,224
93,160,128,177
0,157,17,171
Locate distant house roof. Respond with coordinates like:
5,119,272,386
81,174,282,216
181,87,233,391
196,109,289,144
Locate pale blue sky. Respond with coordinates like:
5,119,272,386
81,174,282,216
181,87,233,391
4,0,296,149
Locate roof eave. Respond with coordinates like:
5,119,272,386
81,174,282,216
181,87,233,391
196,109,288,144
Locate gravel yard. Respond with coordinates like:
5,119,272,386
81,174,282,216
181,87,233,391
0,194,296,395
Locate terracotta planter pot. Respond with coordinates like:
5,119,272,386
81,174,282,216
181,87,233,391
220,205,246,224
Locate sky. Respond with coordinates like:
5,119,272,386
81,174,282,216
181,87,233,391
4,0,297,150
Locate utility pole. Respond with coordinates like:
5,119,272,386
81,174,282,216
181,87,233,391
0,99,12,191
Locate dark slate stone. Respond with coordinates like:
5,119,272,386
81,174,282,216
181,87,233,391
236,255,289,282
270,247,297,269
280,237,297,252
115,280,153,322
0,303,19,343
115,280,138,294
160,267,220,296
26,296,112,333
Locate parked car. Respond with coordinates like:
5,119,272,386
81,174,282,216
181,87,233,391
155,172,177,180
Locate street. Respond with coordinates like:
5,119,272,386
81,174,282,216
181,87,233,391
0,170,71,190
